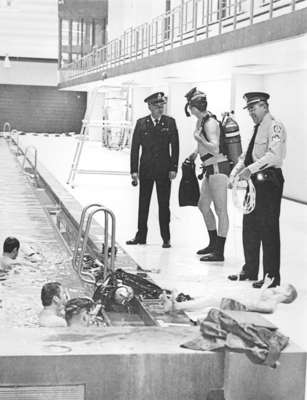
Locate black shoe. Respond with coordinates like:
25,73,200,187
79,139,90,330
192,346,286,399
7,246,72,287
252,279,279,289
200,252,224,262
162,241,171,248
197,245,214,255
228,271,257,281
126,237,146,245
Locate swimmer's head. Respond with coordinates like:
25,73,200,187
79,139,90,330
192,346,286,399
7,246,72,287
184,88,207,117
41,282,68,310
114,285,134,305
3,237,20,259
64,297,94,327
270,284,298,304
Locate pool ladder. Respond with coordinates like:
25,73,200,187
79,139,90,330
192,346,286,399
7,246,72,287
22,145,38,184
72,204,116,285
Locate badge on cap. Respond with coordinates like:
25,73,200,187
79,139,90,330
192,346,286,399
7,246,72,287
243,92,270,109
144,92,167,105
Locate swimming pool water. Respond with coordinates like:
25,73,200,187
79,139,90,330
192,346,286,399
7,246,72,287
0,240,90,328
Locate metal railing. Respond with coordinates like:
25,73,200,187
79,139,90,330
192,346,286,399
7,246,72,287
7,129,21,155
59,0,306,83
22,145,39,185
72,204,116,285
2,122,11,135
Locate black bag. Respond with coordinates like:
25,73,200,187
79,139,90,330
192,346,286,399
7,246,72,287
179,158,200,207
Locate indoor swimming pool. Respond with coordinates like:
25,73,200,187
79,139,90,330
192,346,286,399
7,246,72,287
0,132,305,400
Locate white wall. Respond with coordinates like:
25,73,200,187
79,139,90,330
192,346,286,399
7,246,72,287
108,0,166,41
0,61,58,86
264,70,307,202
0,0,57,58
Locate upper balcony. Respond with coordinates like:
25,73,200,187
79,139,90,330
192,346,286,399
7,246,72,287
58,0,307,88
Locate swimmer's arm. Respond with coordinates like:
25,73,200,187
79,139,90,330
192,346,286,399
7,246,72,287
173,296,215,312
189,147,198,161
197,119,219,155
12,258,36,268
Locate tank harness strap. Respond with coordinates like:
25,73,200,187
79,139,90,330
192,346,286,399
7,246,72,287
202,153,228,167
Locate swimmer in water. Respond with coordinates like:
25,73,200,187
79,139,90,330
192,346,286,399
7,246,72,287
64,297,95,328
38,282,69,327
0,237,41,273
0,237,21,272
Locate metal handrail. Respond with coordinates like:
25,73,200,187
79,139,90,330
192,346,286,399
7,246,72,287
59,0,306,83
22,145,38,183
2,122,11,135
9,129,22,155
72,203,103,270
73,204,116,285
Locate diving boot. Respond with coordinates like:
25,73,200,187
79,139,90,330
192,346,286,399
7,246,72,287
197,229,217,255
200,236,226,262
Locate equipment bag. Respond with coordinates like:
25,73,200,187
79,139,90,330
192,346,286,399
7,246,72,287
179,158,200,206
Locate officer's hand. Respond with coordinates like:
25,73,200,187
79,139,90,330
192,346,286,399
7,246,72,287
169,171,177,180
238,168,251,181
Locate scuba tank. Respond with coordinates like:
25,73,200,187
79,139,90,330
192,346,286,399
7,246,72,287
221,111,242,169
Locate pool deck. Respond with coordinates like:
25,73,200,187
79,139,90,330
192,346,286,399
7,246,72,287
0,135,306,400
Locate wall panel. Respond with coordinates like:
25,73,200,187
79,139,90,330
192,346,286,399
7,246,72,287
0,85,87,133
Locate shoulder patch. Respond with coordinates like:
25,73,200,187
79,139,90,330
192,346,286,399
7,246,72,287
273,124,282,134
271,122,283,141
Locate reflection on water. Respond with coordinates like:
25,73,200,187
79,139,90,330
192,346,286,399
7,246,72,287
0,241,89,328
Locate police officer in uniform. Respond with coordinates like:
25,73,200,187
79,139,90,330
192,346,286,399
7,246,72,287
126,92,179,248
228,92,286,288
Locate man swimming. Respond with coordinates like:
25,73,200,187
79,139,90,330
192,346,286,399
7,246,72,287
0,236,41,273
0,237,21,272
38,282,68,327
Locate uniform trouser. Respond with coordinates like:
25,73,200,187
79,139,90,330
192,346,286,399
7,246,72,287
137,176,171,242
242,177,284,284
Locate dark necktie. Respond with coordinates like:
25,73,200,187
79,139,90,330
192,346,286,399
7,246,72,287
154,119,159,126
244,123,259,166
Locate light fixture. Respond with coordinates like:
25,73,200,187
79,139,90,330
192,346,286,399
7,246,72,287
3,54,11,68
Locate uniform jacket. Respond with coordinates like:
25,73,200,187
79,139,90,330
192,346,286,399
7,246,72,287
231,112,286,176
130,114,179,179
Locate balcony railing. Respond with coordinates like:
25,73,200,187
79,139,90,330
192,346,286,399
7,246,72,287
59,0,306,83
